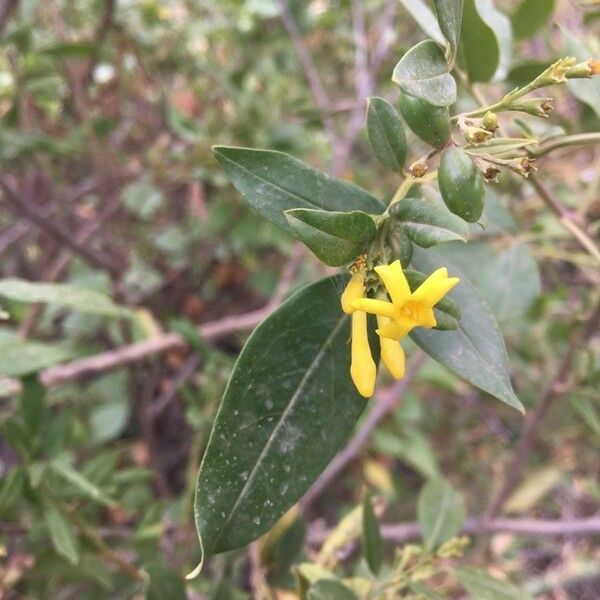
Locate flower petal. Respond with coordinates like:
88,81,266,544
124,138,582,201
412,269,459,307
376,318,414,341
351,298,396,318
341,271,365,314
377,316,406,379
374,260,411,306
350,311,377,398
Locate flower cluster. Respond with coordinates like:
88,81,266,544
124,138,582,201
341,260,459,397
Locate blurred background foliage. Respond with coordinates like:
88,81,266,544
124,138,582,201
0,0,598,598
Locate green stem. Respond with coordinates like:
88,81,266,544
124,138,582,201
532,132,600,157
386,171,438,212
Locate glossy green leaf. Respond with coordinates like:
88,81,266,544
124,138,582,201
366,97,407,172
394,198,468,248
418,478,466,549
0,279,132,318
410,248,523,412
44,504,79,565
454,567,533,600
362,494,382,574
397,0,445,46
309,579,358,600
213,146,384,235
512,0,555,40
194,278,378,562
20,374,45,435
433,0,464,65
392,40,457,107
459,0,511,82
284,209,376,266
0,337,76,378
562,29,600,120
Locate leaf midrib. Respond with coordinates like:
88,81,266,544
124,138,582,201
209,314,348,551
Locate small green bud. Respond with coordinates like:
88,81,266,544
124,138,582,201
481,111,499,132
463,125,493,145
565,58,600,79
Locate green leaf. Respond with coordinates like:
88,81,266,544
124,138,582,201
410,248,523,412
454,567,533,600
284,209,376,266
464,138,538,157
213,146,384,235
366,97,407,172
44,504,79,565
49,459,117,507
0,336,76,378
194,278,378,561
459,0,511,82
372,428,440,479
433,0,464,65
511,0,555,40
394,198,468,248
20,374,45,435
146,563,187,600
397,0,445,47
562,29,600,120
0,279,132,318
362,494,382,574
392,40,457,107
569,393,600,439
418,479,466,549
408,582,445,600
0,467,26,514
309,580,358,600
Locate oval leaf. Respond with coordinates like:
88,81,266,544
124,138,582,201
433,0,464,65
44,505,79,565
309,580,359,600
512,0,555,41
194,278,378,561
392,40,457,107
366,97,407,172
285,209,376,266
213,146,384,235
417,479,466,549
394,198,468,248
410,248,523,412
458,0,500,82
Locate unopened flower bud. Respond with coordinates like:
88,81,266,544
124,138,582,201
463,125,493,145
565,58,600,79
409,161,428,178
481,111,499,132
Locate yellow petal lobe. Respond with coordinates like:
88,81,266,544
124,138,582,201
374,260,411,306
351,298,396,318
350,311,376,398
376,316,405,379
341,271,365,314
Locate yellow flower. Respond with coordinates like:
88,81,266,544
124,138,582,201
351,260,459,341
341,270,376,398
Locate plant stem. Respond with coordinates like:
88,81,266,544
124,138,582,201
387,171,437,210
532,132,600,157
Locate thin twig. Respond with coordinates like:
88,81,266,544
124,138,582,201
532,132,600,157
300,353,427,510
308,516,600,545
